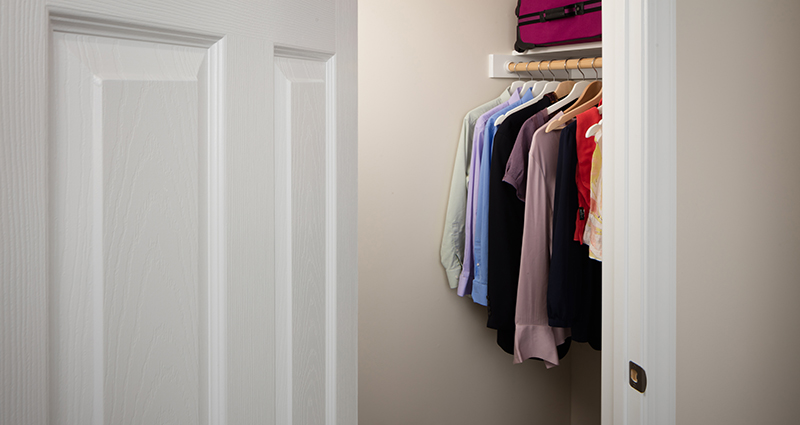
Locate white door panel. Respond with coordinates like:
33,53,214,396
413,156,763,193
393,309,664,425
1,2,357,425
274,52,336,425
50,28,215,425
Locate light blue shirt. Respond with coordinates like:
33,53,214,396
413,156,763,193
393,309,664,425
457,89,521,298
471,88,534,306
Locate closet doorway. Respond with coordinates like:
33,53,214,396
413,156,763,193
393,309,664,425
358,0,676,424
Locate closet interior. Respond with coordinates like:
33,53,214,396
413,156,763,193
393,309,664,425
441,41,604,424
357,0,613,421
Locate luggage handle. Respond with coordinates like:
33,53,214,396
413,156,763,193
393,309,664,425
518,0,601,24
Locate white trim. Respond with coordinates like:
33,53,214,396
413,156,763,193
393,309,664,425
274,44,334,62
48,7,222,47
206,38,228,425
273,60,294,425
91,82,105,425
643,0,677,421
602,0,676,424
324,55,338,425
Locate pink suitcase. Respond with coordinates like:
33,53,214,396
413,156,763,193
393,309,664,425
515,0,602,52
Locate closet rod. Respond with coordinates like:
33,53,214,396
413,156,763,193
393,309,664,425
507,57,603,73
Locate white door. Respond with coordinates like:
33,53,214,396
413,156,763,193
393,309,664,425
0,1,357,424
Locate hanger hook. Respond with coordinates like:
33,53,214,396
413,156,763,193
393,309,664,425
546,60,556,81
576,57,586,80
563,58,570,80
525,61,534,80
537,60,544,79
591,57,598,80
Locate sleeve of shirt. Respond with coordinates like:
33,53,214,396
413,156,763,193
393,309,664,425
440,114,473,288
471,117,499,306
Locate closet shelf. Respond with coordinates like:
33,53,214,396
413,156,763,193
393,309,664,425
512,41,601,57
489,41,602,79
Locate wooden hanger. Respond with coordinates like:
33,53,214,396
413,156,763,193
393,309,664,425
553,80,576,99
541,59,590,124
546,57,604,133
545,84,602,133
563,80,602,115
552,58,577,100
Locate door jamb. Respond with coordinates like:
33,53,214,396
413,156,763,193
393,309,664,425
602,0,677,423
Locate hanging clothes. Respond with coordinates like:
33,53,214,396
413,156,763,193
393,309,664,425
440,58,604,366
583,109,603,261
485,94,556,354
441,89,512,289
472,88,535,306
547,120,602,350
513,113,573,367
458,89,523,298
574,107,602,245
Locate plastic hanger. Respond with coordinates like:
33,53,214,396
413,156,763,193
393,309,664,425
531,62,550,97
509,65,525,93
521,61,546,98
545,58,603,132
588,115,603,143
586,119,603,138
494,60,561,127
534,60,563,100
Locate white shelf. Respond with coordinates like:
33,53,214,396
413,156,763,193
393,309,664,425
512,41,602,57
489,41,602,79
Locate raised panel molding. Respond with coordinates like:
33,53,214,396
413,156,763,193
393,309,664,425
48,12,226,425
273,48,337,425
49,8,222,47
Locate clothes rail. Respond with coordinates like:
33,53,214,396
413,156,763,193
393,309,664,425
507,57,602,73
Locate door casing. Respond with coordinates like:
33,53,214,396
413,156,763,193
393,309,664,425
602,0,677,424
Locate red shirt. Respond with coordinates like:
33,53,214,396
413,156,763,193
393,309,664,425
574,107,601,243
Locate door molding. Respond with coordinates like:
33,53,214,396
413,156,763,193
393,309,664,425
48,7,223,47
602,0,677,424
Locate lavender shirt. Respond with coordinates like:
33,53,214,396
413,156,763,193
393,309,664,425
456,89,522,297
513,113,571,367
503,108,551,201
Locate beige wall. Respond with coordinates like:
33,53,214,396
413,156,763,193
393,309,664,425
676,0,800,423
358,1,600,424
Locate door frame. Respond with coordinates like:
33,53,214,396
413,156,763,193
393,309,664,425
602,0,677,424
